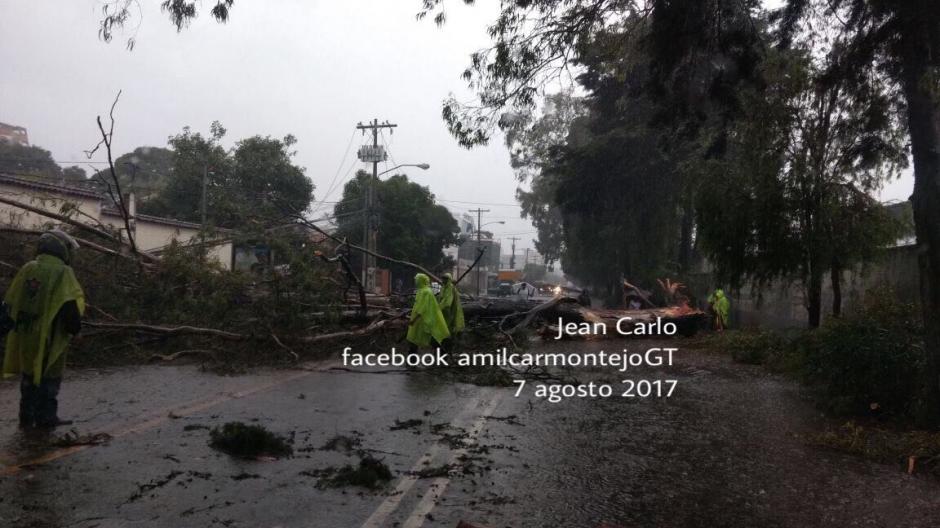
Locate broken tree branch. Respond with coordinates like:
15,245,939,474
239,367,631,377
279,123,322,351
0,196,159,263
298,317,402,343
315,239,367,317
279,203,443,283
623,279,659,309
455,247,487,286
270,333,300,362
85,302,118,322
83,317,404,347
87,90,139,255
0,226,140,262
149,349,215,362
83,321,246,340
500,296,575,333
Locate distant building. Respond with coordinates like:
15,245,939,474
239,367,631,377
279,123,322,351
0,172,233,268
884,200,916,247
0,122,29,146
457,213,474,237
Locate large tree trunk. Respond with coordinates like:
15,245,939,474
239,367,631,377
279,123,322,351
678,188,695,272
830,260,842,318
807,267,823,329
901,27,940,427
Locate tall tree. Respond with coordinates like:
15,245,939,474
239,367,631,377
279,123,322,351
504,92,587,266
225,134,312,228
696,49,905,327
99,0,235,48
334,171,458,284
142,125,312,229
418,0,763,147
776,0,940,423
62,166,87,182
140,123,231,223
93,146,174,201
0,142,62,180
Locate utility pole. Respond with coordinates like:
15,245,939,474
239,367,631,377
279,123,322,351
469,208,490,297
356,119,397,292
507,236,520,270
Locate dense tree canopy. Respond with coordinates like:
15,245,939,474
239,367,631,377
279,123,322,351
99,0,235,48
696,49,906,326
141,123,312,229
94,0,940,422
0,142,63,180
92,146,174,201
334,171,458,284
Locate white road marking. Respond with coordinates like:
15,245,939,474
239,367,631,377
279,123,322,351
359,393,501,528
400,394,503,528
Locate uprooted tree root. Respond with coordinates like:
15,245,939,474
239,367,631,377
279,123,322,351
208,422,294,459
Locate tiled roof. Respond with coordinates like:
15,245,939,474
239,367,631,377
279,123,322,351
0,173,100,200
100,207,205,230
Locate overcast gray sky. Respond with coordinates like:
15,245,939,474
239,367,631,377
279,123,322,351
0,0,913,253
0,0,537,247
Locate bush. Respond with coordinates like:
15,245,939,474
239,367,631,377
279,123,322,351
703,330,788,365
695,292,925,421
803,294,925,418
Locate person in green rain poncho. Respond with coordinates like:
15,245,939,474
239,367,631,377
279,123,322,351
707,288,730,332
437,273,465,337
406,273,450,352
3,229,85,429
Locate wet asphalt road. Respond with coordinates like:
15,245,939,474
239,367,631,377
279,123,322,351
1,338,939,528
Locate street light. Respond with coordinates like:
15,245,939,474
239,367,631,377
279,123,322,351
475,220,505,297
377,163,430,177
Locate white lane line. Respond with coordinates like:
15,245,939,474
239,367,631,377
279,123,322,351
358,395,485,528
400,394,503,528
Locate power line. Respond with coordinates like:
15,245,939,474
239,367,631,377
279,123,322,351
379,129,398,168
310,129,356,214
311,157,360,214
438,198,521,207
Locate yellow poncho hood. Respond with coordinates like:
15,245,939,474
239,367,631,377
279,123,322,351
709,288,730,326
437,273,465,333
3,254,85,384
406,273,450,347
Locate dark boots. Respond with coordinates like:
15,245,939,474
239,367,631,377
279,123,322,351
19,374,68,429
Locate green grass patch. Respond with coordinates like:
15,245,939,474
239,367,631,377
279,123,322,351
806,421,940,477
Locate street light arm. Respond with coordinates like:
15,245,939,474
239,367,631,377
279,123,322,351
377,163,430,177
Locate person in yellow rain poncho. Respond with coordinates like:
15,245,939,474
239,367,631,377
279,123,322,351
437,273,465,337
707,288,730,332
3,229,85,429
406,273,450,352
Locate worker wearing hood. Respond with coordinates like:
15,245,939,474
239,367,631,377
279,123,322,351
708,288,730,331
3,229,85,428
437,273,465,335
407,273,450,348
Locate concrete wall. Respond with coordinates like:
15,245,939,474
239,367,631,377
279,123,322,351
688,245,920,329
1,179,232,269
100,215,232,269
0,181,101,229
